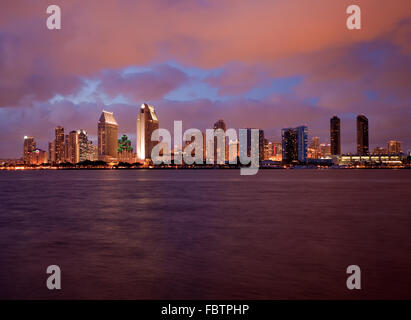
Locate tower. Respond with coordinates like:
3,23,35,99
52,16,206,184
330,116,341,156
136,103,159,161
357,115,369,155
98,110,119,161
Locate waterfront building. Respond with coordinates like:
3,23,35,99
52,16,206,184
213,119,227,163
67,130,80,164
98,110,119,162
373,147,388,155
281,126,308,163
357,115,369,155
320,143,331,158
136,103,159,161
387,140,402,154
330,116,341,155
48,141,55,163
23,136,36,163
239,128,265,162
308,137,321,159
27,148,47,165
55,126,65,163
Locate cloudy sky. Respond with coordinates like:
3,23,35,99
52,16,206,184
1,0,410,158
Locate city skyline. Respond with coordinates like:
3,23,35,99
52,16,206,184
1,1,411,157
17,107,408,167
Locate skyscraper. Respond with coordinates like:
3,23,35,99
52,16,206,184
330,115,341,155
48,141,55,163
212,119,227,163
308,136,320,159
23,136,36,163
136,103,159,161
98,110,119,161
67,130,80,164
281,126,308,163
55,126,65,163
387,140,402,154
77,129,98,161
240,128,265,162
357,115,369,155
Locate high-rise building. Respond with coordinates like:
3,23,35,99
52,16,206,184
48,141,55,163
66,130,79,164
78,129,88,162
264,139,274,160
212,119,227,163
23,136,36,163
27,149,47,165
77,129,98,161
239,128,265,162
387,140,402,154
357,115,369,155
330,115,341,155
55,126,65,163
308,136,321,159
320,143,331,158
64,134,70,162
98,110,119,161
281,126,308,163
136,103,159,161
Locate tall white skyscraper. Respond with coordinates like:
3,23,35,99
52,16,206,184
136,103,159,161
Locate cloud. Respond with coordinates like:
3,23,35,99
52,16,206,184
97,64,189,102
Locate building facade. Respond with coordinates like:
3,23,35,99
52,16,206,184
357,115,369,155
281,126,308,163
136,103,159,161
66,130,80,164
98,110,119,162
55,126,65,163
330,115,341,155
23,136,36,163
387,140,402,154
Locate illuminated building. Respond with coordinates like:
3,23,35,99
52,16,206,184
387,140,402,154
281,126,308,163
118,134,135,163
136,103,159,161
330,116,341,155
55,126,65,163
98,110,119,161
67,130,80,164
320,143,331,158
357,115,369,155
64,134,69,162
308,137,321,159
78,129,98,161
373,147,387,155
27,149,47,165
48,141,55,163
272,142,282,161
229,138,239,162
339,154,405,166
239,128,265,162
264,139,274,161
23,136,36,163
213,119,227,163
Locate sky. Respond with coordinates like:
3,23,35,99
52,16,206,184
0,0,410,158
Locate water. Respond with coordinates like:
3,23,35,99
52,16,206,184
0,169,410,299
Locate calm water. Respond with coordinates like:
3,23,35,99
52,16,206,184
0,169,410,299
